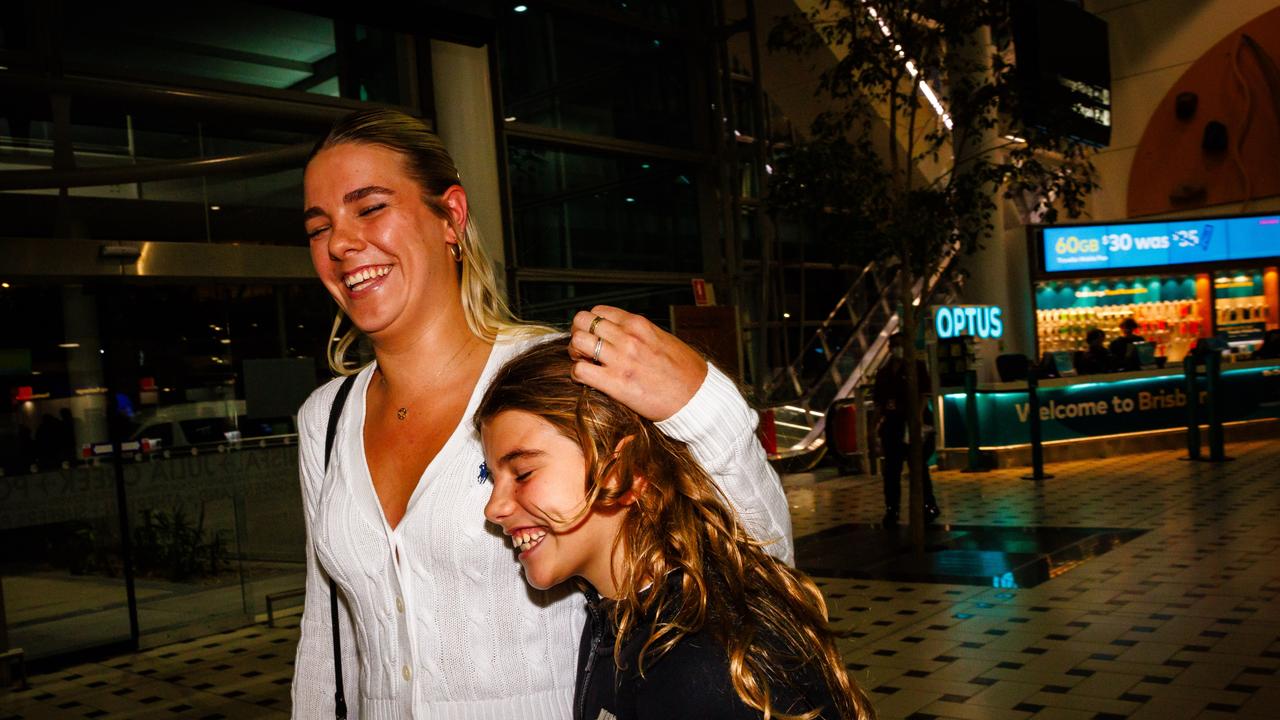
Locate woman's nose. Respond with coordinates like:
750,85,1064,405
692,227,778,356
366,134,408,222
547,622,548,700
327,218,365,259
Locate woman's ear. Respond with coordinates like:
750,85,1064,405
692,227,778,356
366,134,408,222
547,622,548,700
440,184,469,243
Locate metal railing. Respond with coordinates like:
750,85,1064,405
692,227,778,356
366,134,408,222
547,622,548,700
765,245,964,459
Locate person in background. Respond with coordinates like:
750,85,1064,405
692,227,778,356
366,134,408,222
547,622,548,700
872,333,940,527
1255,329,1280,360
1074,328,1113,375
1108,317,1145,371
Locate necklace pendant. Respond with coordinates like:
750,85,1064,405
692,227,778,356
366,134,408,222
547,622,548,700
396,407,408,421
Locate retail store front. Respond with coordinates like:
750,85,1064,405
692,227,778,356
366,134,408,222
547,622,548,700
938,212,1280,462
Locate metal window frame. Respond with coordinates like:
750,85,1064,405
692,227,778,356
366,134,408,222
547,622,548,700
491,3,717,317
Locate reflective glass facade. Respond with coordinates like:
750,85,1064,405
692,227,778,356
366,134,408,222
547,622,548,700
1,281,332,659
0,0,719,668
496,2,710,329
508,142,701,273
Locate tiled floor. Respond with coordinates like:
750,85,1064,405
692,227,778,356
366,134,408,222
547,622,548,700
4,440,1278,719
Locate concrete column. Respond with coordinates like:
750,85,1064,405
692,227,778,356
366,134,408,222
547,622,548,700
61,285,109,447
429,40,508,298
948,25,1030,370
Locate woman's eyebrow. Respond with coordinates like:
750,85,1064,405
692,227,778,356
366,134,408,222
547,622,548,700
343,185,395,204
303,186,396,220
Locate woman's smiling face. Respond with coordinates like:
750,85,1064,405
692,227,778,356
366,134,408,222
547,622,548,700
481,409,628,595
303,142,463,339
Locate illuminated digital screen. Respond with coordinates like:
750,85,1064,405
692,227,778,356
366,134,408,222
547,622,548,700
1042,215,1279,273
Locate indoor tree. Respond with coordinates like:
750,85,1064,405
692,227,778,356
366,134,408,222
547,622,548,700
768,0,1099,548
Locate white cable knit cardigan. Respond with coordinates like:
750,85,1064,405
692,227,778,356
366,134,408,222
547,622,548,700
290,334,794,719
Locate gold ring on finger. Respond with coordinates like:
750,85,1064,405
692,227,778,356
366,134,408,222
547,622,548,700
589,315,604,336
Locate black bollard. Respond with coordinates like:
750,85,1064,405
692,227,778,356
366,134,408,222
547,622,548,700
1205,351,1232,462
1021,371,1054,481
1181,354,1202,461
961,369,987,473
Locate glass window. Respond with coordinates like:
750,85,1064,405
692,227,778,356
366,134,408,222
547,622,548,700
517,281,693,329
59,4,415,106
0,278,334,658
498,5,695,147
508,141,701,272
1,104,317,245
0,4,29,53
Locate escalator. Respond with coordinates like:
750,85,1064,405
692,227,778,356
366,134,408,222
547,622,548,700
762,248,963,471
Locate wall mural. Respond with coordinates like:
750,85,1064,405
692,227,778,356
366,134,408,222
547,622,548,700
1128,7,1280,216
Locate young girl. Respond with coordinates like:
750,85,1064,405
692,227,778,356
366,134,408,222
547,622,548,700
478,338,875,720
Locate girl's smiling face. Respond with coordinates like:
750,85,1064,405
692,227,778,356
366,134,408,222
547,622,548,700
481,409,628,596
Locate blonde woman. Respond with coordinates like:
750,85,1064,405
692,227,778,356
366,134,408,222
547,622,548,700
292,109,792,718
478,338,874,720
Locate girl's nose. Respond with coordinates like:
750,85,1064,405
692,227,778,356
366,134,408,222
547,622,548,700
484,479,513,526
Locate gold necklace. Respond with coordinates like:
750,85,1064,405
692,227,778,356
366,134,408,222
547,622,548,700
379,338,479,421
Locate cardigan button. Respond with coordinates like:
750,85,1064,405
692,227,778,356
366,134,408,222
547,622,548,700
402,664,412,682
396,596,404,613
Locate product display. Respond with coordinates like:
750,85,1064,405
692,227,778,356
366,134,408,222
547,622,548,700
1036,300,1202,362
1213,271,1270,355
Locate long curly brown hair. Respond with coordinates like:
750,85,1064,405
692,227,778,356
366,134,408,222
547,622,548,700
476,338,874,720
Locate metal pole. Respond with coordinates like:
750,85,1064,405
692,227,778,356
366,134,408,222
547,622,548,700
1182,354,1201,461
961,369,986,472
1205,351,1231,462
1022,371,1054,480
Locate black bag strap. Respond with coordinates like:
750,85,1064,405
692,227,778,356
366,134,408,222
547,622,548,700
324,374,358,720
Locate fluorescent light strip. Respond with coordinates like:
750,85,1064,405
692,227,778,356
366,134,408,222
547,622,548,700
783,405,827,418
862,1,954,130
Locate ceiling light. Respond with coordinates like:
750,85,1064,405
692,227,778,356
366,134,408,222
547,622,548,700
862,1,953,130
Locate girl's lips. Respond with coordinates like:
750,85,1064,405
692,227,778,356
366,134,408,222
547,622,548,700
510,526,549,558
518,538,543,561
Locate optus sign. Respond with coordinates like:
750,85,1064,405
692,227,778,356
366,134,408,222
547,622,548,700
934,305,1004,340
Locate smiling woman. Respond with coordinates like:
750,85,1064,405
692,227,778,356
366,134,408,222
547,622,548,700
290,109,794,719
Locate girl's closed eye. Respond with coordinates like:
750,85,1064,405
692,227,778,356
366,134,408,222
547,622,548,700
358,203,386,217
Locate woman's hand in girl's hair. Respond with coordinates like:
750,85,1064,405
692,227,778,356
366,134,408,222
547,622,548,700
568,305,708,422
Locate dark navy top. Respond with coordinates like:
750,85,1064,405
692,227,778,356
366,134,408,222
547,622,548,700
573,576,843,720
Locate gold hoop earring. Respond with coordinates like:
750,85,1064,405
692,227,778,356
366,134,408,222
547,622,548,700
448,243,462,262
